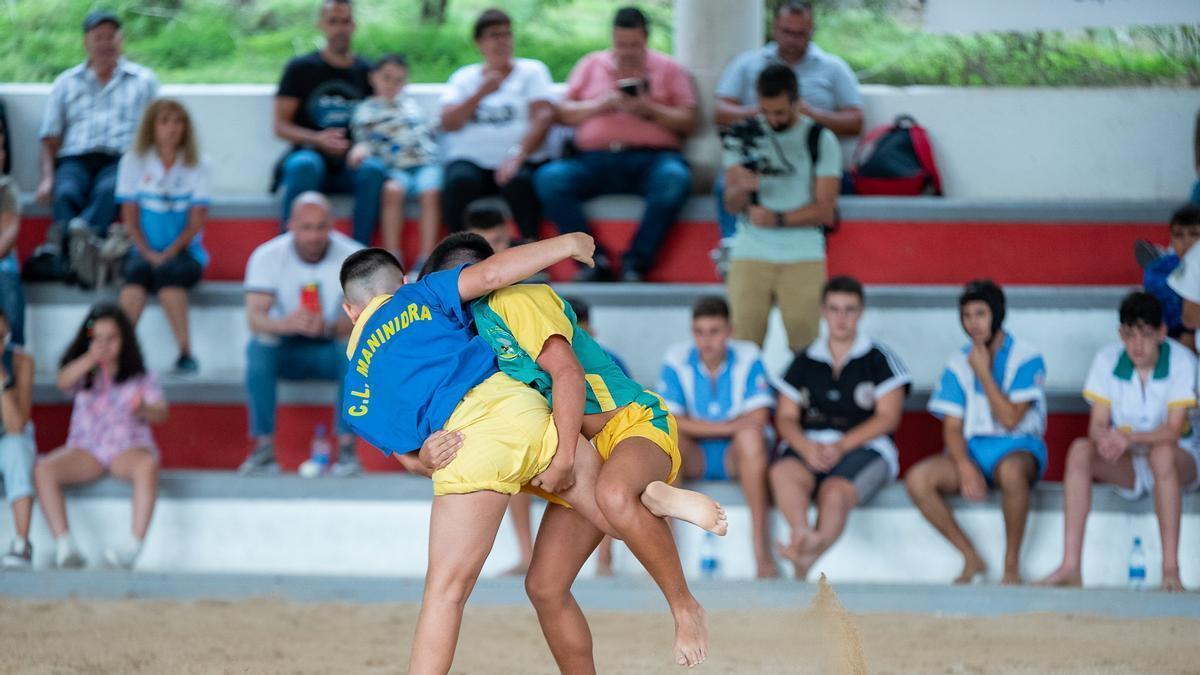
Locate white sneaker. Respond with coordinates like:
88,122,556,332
1,538,32,570
103,538,142,570
55,536,86,569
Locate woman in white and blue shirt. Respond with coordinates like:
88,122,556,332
116,99,210,374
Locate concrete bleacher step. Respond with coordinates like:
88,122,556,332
3,471,1196,587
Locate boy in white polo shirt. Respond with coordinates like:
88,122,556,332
1041,292,1198,592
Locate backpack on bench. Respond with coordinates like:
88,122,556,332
851,114,942,196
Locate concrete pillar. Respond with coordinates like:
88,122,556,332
673,0,763,188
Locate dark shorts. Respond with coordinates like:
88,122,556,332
776,445,890,504
122,251,202,292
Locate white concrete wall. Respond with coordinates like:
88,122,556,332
7,493,1196,587
2,82,1196,201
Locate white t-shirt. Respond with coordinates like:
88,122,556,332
1168,244,1200,304
115,151,211,266
439,58,555,168
244,232,363,338
1082,339,1197,434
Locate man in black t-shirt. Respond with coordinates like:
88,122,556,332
274,0,385,244
770,276,910,579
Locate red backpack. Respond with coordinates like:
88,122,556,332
851,114,943,196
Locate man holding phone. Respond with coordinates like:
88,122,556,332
240,192,363,476
272,0,386,245
535,6,698,282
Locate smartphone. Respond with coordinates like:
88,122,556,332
617,77,646,97
300,283,321,314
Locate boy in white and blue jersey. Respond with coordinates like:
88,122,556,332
658,296,776,577
906,280,1047,585
1042,292,1198,592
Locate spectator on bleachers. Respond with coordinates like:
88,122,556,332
440,8,555,244
0,119,26,346
349,54,441,267
115,99,210,375
905,280,1047,585
771,276,909,580
535,6,697,282
239,192,362,475
1141,204,1200,351
34,304,167,570
1041,292,1197,592
1165,204,1200,337
35,11,158,271
464,204,514,253
658,296,776,578
0,310,35,570
1192,110,1199,206
722,64,839,350
273,0,385,245
712,0,862,240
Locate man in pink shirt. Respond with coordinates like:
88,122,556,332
534,6,698,282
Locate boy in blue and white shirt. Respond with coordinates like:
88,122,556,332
905,280,1047,585
1042,292,1197,591
658,295,776,577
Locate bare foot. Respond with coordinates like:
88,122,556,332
1037,565,1082,588
641,481,728,535
755,556,780,579
953,554,986,585
672,601,709,667
1001,568,1022,586
776,530,818,580
1162,573,1185,592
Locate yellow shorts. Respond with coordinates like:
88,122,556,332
529,390,683,508
432,372,558,496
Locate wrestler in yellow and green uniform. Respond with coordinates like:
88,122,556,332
470,284,682,505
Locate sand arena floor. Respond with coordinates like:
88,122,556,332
3,578,1198,675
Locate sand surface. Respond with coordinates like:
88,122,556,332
2,590,1198,675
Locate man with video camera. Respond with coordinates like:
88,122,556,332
722,63,840,352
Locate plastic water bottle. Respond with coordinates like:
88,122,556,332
699,532,720,580
299,425,332,478
1128,536,1147,590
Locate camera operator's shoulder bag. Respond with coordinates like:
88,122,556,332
850,114,942,196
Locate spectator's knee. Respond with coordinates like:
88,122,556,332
1148,443,1179,481
382,180,406,204
533,162,572,198
281,150,323,181
357,157,387,184
1065,438,1094,472
648,160,691,203
995,454,1034,490
904,463,932,497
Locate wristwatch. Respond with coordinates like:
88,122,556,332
774,211,787,228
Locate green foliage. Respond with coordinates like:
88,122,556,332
0,0,1192,86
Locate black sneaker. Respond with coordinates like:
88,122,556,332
174,353,199,375
238,443,279,475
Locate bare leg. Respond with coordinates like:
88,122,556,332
157,287,192,358
768,455,817,579
33,447,105,537
503,492,535,576
409,490,510,675
118,285,148,325
595,439,709,667
1148,443,1196,592
796,477,859,577
1041,439,1135,587
109,447,159,540
10,497,32,539
380,179,405,255
526,504,606,675
728,427,775,578
993,452,1038,585
595,536,615,577
904,455,985,584
677,432,706,481
418,189,442,259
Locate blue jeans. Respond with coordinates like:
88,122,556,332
0,255,25,346
279,149,387,245
53,153,120,235
534,150,691,273
712,170,737,240
245,336,349,437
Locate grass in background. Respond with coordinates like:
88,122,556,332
0,0,1193,86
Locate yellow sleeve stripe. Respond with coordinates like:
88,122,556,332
586,374,618,412
1168,399,1197,409
1082,391,1110,405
